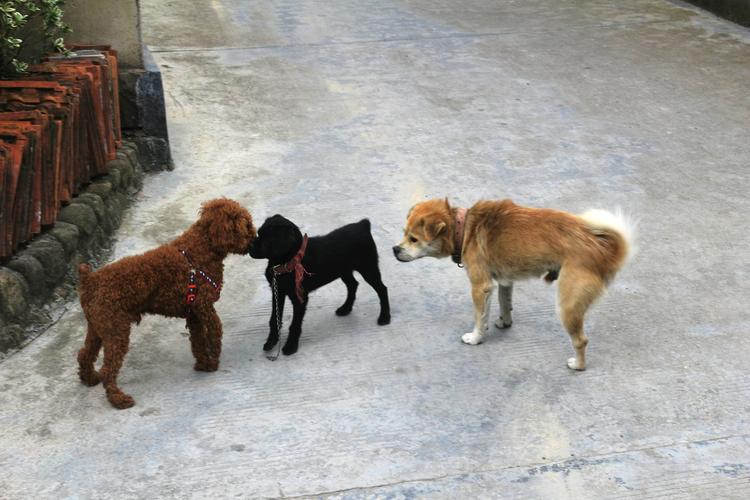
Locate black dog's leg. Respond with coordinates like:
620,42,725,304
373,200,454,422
335,272,359,316
283,297,307,356
264,291,285,351
359,265,391,325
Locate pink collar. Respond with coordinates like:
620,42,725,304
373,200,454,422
273,234,312,302
452,208,467,266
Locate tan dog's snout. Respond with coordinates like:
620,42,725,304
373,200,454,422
392,244,414,262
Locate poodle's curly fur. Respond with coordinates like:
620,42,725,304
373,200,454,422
77,198,256,409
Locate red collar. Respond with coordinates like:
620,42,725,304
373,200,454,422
451,208,467,266
273,234,311,302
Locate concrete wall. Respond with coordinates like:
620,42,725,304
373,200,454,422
63,0,172,169
687,0,750,26
64,0,144,68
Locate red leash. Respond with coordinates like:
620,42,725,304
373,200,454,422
272,234,312,303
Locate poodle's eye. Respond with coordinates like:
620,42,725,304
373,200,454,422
409,236,418,243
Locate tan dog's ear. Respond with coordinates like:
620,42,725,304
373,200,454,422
407,204,415,219
444,197,451,210
425,221,446,240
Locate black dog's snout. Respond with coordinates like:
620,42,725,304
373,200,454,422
392,245,401,257
247,239,258,256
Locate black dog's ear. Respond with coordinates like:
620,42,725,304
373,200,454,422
265,214,295,228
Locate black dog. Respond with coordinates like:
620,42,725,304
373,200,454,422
248,215,391,355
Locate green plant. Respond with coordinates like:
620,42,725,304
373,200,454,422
0,0,70,77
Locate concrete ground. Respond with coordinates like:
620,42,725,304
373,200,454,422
2,0,749,498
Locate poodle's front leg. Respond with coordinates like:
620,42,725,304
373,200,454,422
282,297,307,356
193,306,222,372
187,314,212,371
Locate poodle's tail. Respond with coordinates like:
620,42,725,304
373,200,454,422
78,263,94,290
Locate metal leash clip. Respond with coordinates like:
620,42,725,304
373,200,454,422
266,272,284,361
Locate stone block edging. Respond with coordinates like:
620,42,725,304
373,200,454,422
0,141,145,358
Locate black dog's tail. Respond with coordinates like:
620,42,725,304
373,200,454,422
358,218,380,261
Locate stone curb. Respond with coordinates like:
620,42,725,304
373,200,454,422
0,141,145,358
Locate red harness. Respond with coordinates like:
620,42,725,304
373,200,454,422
273,234,312,303
180,249,222,305
451,208,468,266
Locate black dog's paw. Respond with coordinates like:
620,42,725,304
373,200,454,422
335,305,353,316
282,342,298,356
263,336,279,351
377,313,391,326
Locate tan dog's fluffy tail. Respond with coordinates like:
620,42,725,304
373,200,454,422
579,208,635,281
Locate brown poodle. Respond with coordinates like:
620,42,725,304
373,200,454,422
77,198,256,409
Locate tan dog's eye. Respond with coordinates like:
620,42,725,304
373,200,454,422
409,236,418,243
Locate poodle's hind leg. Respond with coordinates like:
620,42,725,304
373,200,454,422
99,318,135,409
335,272,359,316
78,321,102,387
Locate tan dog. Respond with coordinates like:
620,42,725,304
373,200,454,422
393,198,633,370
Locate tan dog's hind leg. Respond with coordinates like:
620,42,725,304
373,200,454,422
462,268,494,345
557,266,604,370
494,283,513,329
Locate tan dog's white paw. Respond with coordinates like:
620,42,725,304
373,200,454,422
462,331,484,345
567,357,586,371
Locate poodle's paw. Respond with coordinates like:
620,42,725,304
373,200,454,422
79,369,101,387
282,341,299,356
567,357,586,371
335,304,353,316
494,317,512,329
377,311,391,325
263,336,279,351
194,359,219,372
461,331,484,345
107,392,135,410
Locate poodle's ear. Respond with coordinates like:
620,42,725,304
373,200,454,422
200,198,239,252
